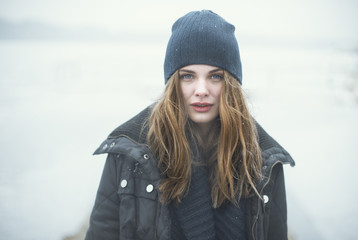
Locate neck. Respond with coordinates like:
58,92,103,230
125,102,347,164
188,118,220,137
197,123,211,137
188,118,220,149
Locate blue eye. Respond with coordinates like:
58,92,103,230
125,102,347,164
211,74,223,80
180,74,193,80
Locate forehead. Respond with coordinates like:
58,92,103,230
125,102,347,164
180,64,222,72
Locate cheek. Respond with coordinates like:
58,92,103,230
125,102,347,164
213,85,223,101
180,84,191,101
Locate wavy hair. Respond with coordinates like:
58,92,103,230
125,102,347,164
147,70,262,207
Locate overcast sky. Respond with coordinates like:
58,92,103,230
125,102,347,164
1,0,357,48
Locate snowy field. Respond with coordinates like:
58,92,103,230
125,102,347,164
0,40,357,240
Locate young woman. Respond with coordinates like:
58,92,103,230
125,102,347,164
85,10,295,240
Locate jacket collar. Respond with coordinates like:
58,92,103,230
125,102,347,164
256,121,295,167
106,105,294,167
107,105,152,144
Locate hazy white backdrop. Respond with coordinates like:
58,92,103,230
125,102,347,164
0,0,358,239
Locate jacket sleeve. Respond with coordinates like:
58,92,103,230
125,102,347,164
85,154,120,240
266,163,288,240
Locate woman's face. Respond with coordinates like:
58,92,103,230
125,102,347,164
179,64,224,133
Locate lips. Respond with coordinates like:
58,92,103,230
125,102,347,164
191,102,213,112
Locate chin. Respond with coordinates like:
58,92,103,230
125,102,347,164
189,115,216,124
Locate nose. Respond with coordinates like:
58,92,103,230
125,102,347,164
194,79,209,97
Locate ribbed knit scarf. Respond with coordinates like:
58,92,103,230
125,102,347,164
169,150,247,240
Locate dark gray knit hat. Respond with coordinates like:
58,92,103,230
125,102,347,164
164,10,242,84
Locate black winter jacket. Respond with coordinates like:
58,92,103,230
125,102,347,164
85,106,295,240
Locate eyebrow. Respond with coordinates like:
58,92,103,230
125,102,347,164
209,68,224,74
179,68,223,74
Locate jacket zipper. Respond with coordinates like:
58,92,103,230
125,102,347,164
251,161,283,240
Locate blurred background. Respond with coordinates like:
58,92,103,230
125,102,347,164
0,0,357,239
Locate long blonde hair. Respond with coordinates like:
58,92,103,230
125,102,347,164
147,70,262,207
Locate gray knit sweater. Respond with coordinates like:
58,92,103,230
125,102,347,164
169,147,246,240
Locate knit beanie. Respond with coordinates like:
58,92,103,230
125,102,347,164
164,10,242,84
